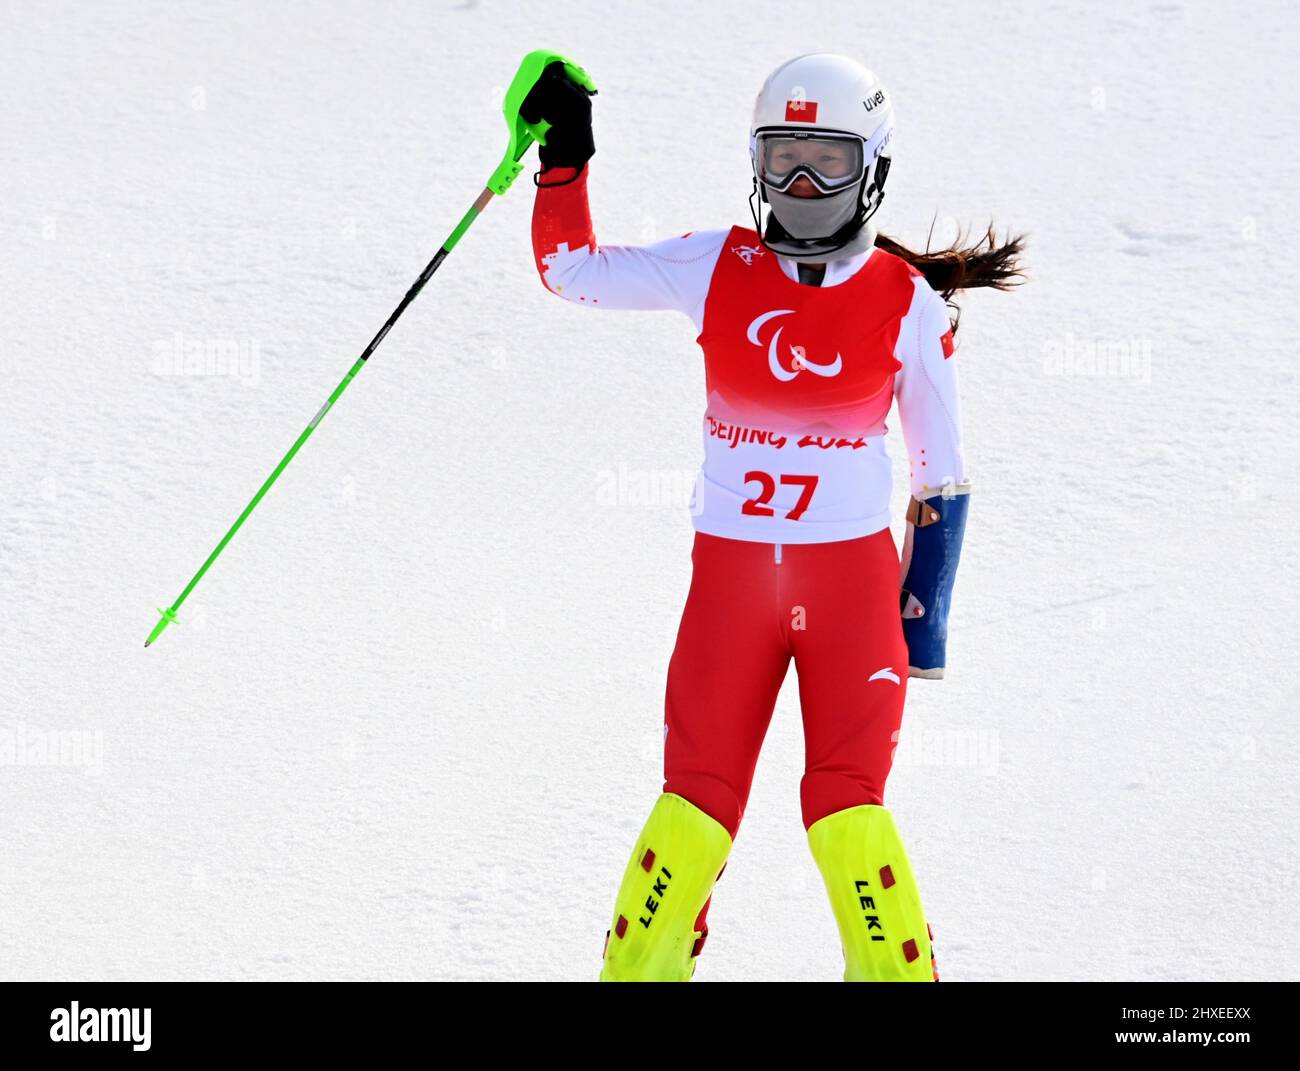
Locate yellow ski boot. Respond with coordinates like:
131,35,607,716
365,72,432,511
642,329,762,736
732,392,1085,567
808,804,937,982
600,793,731,981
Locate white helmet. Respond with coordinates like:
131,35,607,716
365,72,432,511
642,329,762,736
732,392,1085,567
749,53,895,259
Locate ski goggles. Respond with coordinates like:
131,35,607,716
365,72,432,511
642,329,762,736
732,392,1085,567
755,131,866,194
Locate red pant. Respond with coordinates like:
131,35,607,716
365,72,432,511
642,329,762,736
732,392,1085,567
664,530,909,837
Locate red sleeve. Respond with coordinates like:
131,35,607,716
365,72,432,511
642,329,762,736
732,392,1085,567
532,166,596,293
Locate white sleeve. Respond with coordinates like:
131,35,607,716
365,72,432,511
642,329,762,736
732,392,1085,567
542,230,728,322
531,165,725,328
893,281,967,498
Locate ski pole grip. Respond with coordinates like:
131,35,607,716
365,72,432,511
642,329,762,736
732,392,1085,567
488,48,596,195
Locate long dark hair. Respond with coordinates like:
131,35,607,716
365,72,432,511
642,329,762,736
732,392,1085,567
875,223,1026,331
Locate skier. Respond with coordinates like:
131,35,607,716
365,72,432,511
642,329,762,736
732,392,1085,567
522,53,1023,981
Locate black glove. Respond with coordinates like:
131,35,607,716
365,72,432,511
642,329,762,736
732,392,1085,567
519,61,596,171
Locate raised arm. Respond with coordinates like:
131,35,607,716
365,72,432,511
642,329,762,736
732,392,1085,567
523,61,723,323
894,281,970,679
533,167,724,317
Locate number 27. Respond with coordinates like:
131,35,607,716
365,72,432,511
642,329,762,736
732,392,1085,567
742,471,819,521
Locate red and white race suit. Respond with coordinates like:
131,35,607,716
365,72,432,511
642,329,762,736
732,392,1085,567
532,165,967,834
532,167,965,543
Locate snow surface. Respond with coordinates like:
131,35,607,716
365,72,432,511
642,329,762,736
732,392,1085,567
2,0,1297,982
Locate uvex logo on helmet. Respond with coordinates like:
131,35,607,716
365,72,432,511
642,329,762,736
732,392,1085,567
746,310,843,382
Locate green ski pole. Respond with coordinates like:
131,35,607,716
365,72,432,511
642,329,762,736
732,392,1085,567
146,49,596,648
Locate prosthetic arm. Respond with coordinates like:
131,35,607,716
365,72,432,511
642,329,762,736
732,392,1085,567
894,285,969,679
900,485,970,678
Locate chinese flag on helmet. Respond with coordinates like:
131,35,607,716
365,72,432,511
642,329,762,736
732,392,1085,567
785,99,818,122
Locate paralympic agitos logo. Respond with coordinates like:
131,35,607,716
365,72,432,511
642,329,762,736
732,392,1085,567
746,310,844,382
